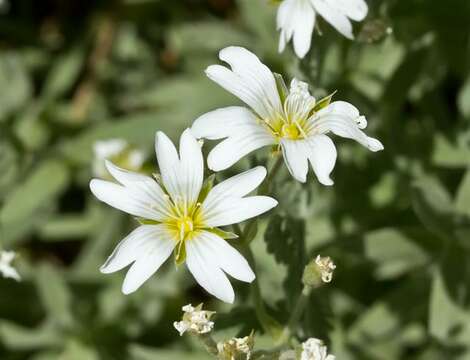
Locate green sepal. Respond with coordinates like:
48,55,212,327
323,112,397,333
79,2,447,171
136,218,160,225
312,90,337,113
174,240,187,266
274,73,289,104
207,227,239,240
243,219,258,245
197,174,216,204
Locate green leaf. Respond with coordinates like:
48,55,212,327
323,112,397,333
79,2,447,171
429,269,470,343
35,263,73,328
458,75,470,119
42,45,85,100
0,51,32,121
411,176,456,240
456,170,470,217
264,215,306,307
0,321,61,350
365,228,429,279
0,159,69,230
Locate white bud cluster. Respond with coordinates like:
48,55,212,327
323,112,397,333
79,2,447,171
315,255,336,283
301,338,335,360
173,304,215,336
217,333,254,360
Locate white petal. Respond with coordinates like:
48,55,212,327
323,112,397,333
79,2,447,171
179,129,204,205
155,129,204,205
186,238,235,303
292,0,316,58
196,231,255,282
310,101,384,152
281,139,310,183
277,0,297,52
202,166,267,211
100,224,174,274
191,106,258,140
205,46,282,120
311,0,353,39
155,131,180,201
202,196,278,228
327,0,368,21
121,226,176,294
207,127,274,171
105,161,173,219
306,134,337,186
90,179,164,220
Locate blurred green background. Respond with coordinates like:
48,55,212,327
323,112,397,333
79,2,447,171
1,0,470,359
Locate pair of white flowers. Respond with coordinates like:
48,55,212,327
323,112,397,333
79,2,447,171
277,0,369,58
90,46,382,303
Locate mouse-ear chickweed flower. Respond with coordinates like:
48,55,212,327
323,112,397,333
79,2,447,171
277,0,368,58
192,47,383,186
0,251,20,281
174,304,215,336
89,129,277,303
301,338,335,360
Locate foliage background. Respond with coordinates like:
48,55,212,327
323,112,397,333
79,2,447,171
1,0,470,359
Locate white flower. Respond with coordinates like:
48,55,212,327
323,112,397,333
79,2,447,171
174,303,215,336
217,332,254,360
191,47,383,185
92,138,146,178
89,129,277,303
0,251,20,281
277,0,368,58
315,255,336,283
301,338,335,360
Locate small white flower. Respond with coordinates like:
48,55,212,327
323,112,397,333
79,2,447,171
315,255,336,283
217,332,254,360
92,138,146,178
191,47,383,185
301,338,335,360
90,129,277,303
174,303,215,336
0,251,21,281
277,0,368,58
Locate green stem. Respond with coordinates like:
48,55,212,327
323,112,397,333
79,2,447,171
198,333,219,357
245,247,283,339
277,285,312,345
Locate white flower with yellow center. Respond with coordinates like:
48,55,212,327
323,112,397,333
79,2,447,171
301,338,335,360
89,129,277,303
191,47,383,185
277,0,368,58
0,250,20,281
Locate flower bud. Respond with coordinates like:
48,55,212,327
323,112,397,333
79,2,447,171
217,331,254,360
173,303,215,336
302,255,336,287
301,338,335,360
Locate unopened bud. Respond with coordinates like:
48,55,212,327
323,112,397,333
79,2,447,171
302,255,336,287
173,303,215,336
217,331,254,360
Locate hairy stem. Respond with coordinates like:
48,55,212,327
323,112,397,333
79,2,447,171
198,333,219,356
277,285,312,345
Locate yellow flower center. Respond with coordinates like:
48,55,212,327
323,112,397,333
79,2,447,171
280,123,301,140
177,216,194,240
